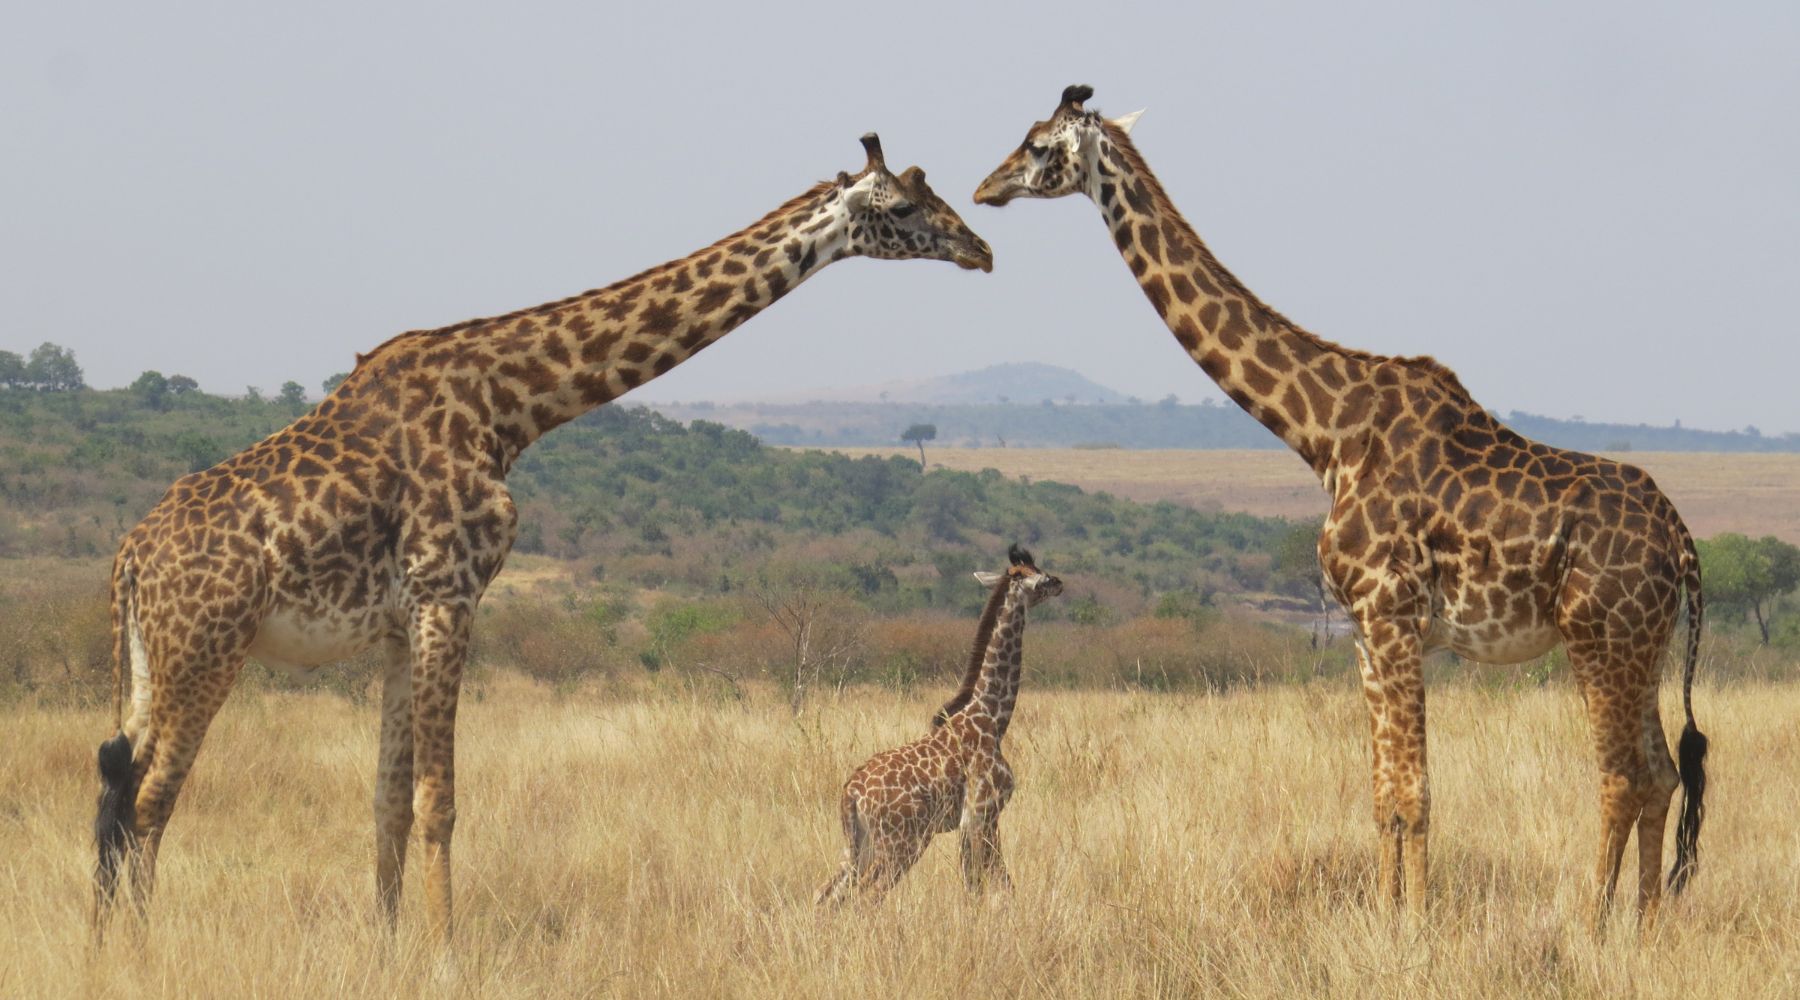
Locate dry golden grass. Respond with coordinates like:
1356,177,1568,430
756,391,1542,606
825,447,1800,544
3,674,1796,998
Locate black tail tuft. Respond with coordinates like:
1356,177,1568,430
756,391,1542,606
1667,719,1708,894
94,733,138,910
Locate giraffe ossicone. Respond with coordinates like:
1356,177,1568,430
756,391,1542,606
90,134,992,944
818,545,1063,905
975,86,1708,925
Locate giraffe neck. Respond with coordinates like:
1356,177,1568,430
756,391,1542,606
966,587,1028,739
932,574,1011,728
348,181,850,468
1084,126,1388,479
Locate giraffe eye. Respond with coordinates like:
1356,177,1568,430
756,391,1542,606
1026,143,1049,159
891,204,916,219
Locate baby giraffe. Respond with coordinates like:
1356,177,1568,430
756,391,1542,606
819,545,1063,904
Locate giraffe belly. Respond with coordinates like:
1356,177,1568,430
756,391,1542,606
249,606,392,678
1427,616,1562,665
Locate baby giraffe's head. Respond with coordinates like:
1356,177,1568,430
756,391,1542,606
975,544,1063,607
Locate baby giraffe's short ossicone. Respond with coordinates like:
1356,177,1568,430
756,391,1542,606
819,545,1062,905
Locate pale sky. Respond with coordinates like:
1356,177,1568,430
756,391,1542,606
4,2,1796,433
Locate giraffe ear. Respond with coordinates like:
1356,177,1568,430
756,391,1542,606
842,173,873,213
973,571,1004,587
1110,109,1145,133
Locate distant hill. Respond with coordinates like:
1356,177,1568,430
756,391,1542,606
644,398,1277,449
699,362,1129,406
640,398,1800,453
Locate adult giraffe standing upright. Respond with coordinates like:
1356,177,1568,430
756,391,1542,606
974,86,1706,923
92,134,993,943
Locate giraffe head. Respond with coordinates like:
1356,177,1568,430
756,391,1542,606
838,133,993,272
974,544,1064,607
972,85,1142,207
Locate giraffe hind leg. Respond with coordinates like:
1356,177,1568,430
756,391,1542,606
859,827,927,905
1633,682,1682,924
816,858,856,907
126,644,247,915
817,795,863,907
1568,645,1663,930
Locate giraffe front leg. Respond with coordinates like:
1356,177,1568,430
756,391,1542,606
408,602,473,945
374,639,414,927
959,775,1011,894
960,813,1010,894
1353,623,1429,920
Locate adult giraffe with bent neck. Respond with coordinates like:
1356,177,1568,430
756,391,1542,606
92,134,992,943
975,86,1706,923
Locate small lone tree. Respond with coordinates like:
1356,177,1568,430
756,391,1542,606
279,380,308,409
901,422,937,467
751,578,866,714
167,374,199,396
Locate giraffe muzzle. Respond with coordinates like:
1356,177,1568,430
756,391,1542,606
955,236,995,272
973,175,1018,208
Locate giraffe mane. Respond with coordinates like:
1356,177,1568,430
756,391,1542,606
1096,120,1476,402
931,569,1012,728
350,181,841,374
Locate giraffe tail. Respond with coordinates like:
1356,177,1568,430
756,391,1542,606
816,794,865,907
1667,526,1708,895
94,555,142,926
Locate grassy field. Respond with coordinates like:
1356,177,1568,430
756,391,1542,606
823,448,1800,545
3,674,1795,998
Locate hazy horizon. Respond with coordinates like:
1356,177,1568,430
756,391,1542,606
5,2,1796,435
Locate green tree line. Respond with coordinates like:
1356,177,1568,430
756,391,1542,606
0,352,1321,616
5,343,1794,646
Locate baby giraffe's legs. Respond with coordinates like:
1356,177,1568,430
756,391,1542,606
960,773,1012,893
860,828,927,905
816,858,856,906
